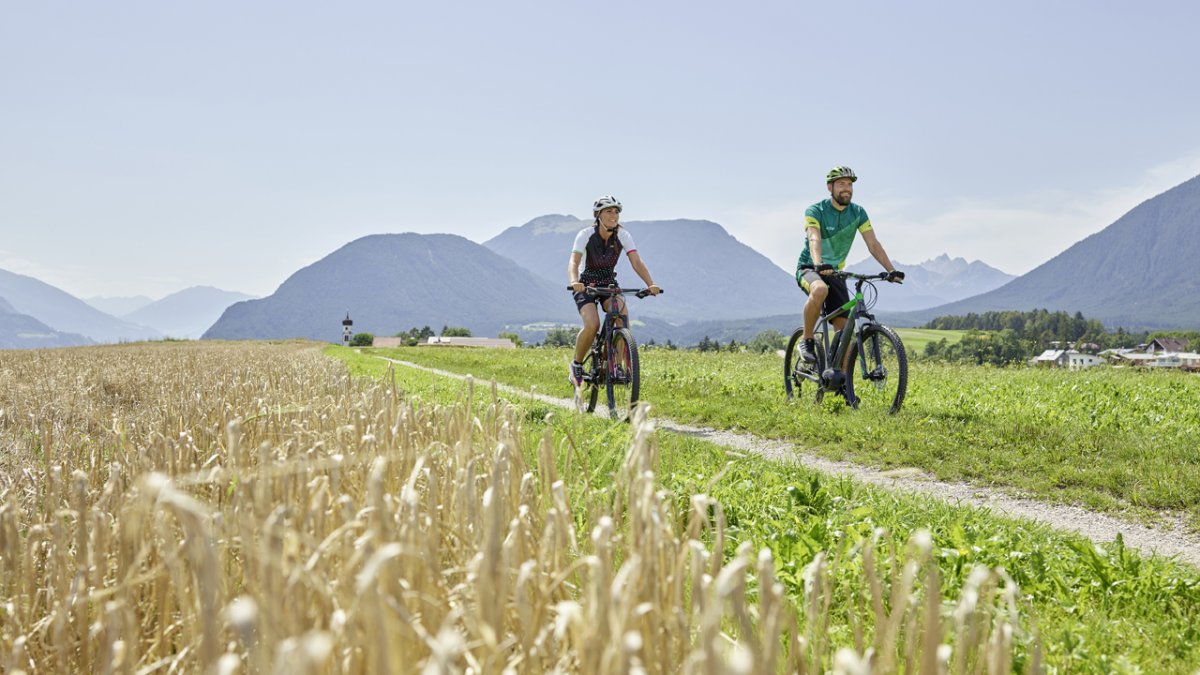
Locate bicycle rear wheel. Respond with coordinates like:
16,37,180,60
783,328,826,401
606,328,640,421
846,325,907,414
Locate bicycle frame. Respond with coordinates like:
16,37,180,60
801,274,888,404
587,290,629,382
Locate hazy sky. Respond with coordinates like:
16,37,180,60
3,1,1199,300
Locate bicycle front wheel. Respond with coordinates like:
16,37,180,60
579,351,601,413
846,325,907,414
606,328,640,421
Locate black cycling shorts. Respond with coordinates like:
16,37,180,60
573,288,626,314
798,268,850,316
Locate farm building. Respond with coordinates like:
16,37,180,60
1146,337,1190,353
358,336,517,349
1032,349,1104,369
421,336,516,349
1106,350,1200,369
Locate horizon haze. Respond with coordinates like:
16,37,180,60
3,2,1200,299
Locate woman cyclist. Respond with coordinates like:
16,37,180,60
567,195,661,385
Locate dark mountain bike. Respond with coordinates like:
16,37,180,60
570,286,660,421
783,271,908,414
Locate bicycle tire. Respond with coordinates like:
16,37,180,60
846,324,907,414
783,328,826,401
579,349,601,413
606,328,639,421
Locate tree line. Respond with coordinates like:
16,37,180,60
922,309,1199,366
349,325,476,347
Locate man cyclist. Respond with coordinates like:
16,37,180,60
796,166,904,363
568,195,661,386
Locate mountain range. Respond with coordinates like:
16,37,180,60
0,273,254,348
0,268,161,343
86,294,155,316
203,233,578,341
845,254,1015,311
0,296,94,349
5,172,1199,348
201,219,1017,344
894,173,1200,329
484,215,803,323
122,286,256,339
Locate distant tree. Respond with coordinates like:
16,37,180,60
498,331,523,347
748,329,786,354
664,339,678,351
924,308,1135,352
697,336,716,352
393,325,436,346
924,338,948,359
922,328,1035,366
726,339,741,353
441,326,472,337
543,327,576,348
349,332,374,347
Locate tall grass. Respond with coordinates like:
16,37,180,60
0,342,1030,672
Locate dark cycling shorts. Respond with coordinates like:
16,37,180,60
573,287,627,314
798,267,850,316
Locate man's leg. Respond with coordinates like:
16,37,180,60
802,281,828,339
798,276,828,363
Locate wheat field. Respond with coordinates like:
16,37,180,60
0,341,1031,673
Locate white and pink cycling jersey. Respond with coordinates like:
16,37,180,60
571,226,637,286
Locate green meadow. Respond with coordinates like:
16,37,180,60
895,327,968,353
332,344,1200,672
354,345,1200,526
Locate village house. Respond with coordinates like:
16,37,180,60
422,336,516,349
359,336,517,349
1146,337,1190,353
1106,350,1200,369
1032,349,1104,369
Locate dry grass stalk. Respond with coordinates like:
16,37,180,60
0,342,1033,673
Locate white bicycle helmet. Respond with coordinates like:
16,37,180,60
593,195,622,216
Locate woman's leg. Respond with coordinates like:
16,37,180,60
574,303,600,363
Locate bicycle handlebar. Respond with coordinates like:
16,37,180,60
567,285,664,299
803,269,902,283
812,270,888,281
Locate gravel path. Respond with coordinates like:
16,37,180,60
379,356,1200,568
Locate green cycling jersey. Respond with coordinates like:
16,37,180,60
795,198,873,280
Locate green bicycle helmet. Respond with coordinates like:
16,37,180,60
826,166,857,183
